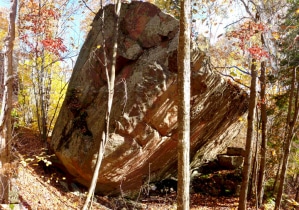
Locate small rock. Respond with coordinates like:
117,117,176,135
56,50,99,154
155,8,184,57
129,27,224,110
227,147,245,157
217,154,244,169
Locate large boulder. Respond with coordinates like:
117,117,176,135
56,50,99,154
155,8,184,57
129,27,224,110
51,1,248,196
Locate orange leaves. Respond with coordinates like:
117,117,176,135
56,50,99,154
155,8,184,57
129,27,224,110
45,9,59,19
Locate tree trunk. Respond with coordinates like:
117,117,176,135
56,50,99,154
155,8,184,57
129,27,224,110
257,61,267,206
177,0,191,209
273,153,282,192
275,66,299,210
0,0,17,204
296,184,299,203
40,54,48,143
238,59,257,210
82,1,121,209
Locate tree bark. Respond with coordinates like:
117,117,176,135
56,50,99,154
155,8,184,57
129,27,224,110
257,61,267,206
177,0,191,209
238,59,257,210
275,66,299,210
82,0,121,209
0,0,17,204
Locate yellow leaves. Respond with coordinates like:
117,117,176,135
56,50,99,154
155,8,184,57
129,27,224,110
20,156,35,167
35,155,52,166
272,32,280,40
0,29,6,49
296,8,299,14
27,0,39,10
234,78,241,83
20,150,54,169
286,198,299,207
25,158,35,162
20,160,28,167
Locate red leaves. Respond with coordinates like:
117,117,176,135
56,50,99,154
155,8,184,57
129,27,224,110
248,46,269,60
19,0,66,58
227,21,269,60
41,37,67,57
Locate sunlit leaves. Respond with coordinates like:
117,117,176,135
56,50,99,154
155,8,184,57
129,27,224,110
0,30,6,49
272,32,280,40
248,46,269,60
19,0,67,58
41,38,67,56
0,8,8,50
226,20,269,60
154,0,180,18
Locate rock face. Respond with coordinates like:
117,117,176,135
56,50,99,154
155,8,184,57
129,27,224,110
51,2,248,196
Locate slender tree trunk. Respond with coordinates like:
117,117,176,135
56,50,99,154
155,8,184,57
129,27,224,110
273,154,282,192
39,53,47,142
238,59,257,210
249,106,259,204
82,1,121,209
250,107,259,201
296,190,299,205
0,0,17,204
275,66,299,210
257,61,267,206
177,0,191,209
0,54,4,98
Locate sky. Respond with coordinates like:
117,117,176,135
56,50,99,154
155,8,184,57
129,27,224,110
0,0,85,74
0,0,10,9
0,0,247,68
193,0,246,45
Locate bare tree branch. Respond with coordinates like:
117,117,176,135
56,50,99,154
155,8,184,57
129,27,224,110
213,66,251,75
214,70,250,89
81,0,96,15
239,0,257,20
224,17,251,29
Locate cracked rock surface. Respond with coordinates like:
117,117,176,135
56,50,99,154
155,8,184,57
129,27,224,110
51,1,248,196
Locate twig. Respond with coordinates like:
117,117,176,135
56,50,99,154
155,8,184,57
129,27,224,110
81,0,96,15
239,0,257,20
213,66,251,75
215,70,250,89
224,17,251,29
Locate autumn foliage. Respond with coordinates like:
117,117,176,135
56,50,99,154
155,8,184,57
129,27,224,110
19,0,67,58
227,21,269,60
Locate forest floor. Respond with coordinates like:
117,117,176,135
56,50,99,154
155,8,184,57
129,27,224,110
3,127,272,209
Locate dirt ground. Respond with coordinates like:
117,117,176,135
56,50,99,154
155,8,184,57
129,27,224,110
1,128,263,210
